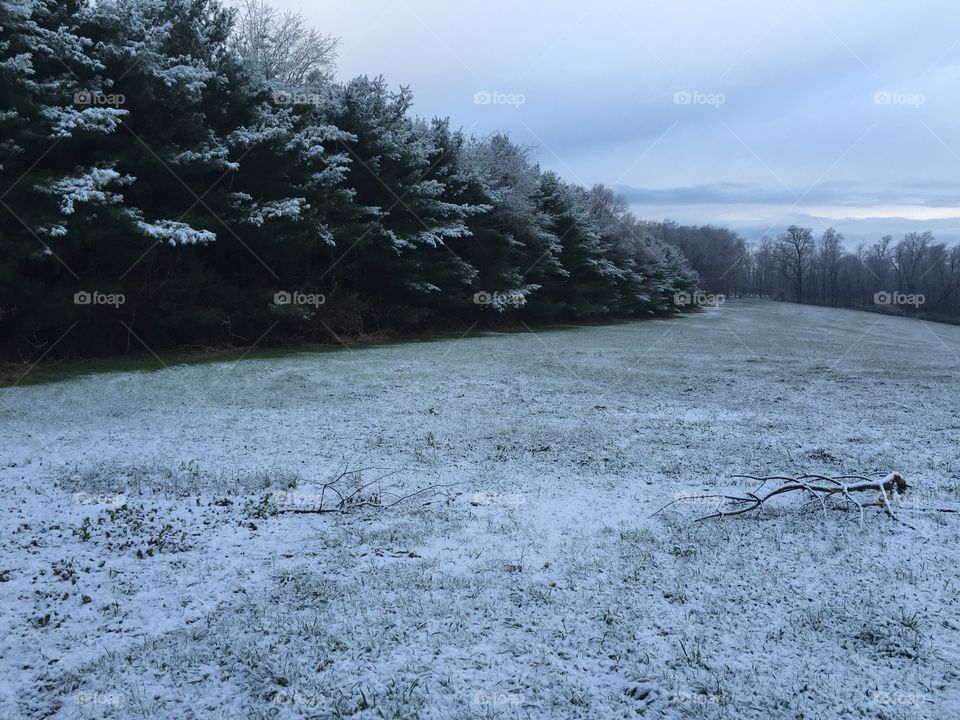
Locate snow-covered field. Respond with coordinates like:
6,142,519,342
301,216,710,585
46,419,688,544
2,299,959,719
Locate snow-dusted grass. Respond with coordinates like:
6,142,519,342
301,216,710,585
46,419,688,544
2,299,959,719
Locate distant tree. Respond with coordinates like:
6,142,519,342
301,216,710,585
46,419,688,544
925,243,960,311
818,227,843,306
748,236,777,298
892,231,932,295
655,222,746,296
775,225,814,302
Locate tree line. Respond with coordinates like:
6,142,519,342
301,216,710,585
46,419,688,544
744,227,960,320
0,0,699,361
670,222,960,322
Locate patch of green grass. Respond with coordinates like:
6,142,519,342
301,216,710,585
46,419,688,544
0,317,663,389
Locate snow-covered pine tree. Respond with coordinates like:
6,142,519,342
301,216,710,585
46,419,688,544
458,134,560,315
0,0,700,360
324,76,484,330
0,0,134,355
536,174,623,320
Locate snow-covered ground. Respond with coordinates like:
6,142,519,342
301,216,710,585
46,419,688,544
2,299,959,719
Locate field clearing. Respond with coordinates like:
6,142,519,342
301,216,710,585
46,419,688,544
2,299,959,719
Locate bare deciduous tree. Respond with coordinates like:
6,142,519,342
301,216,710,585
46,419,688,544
231,0,339,87
892,231,932,294
775,225,814,302
818,227,842,306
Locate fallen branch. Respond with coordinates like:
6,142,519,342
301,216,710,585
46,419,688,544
275,466,460,514
653,472,914,527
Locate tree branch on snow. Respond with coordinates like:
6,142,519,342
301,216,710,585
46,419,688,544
652,473,931,527
275,465,458,514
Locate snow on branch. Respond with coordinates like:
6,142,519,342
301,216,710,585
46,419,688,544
247,198,309,226
137,219,216,246
46,167,133,214
43,106,128,138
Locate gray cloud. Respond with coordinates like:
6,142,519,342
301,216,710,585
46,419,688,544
615,181,960,209
279,0,960,235
727,214,960,247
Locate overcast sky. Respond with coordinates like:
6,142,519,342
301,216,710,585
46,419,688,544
278,0,960,246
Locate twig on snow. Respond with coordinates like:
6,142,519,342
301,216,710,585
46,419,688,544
277,466,461,515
